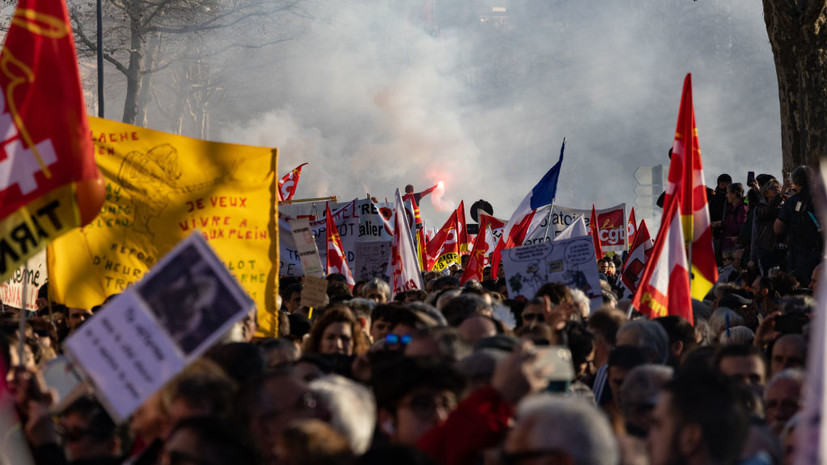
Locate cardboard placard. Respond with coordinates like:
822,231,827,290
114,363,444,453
64,232,253,422
289,218,324,278
301,275,328,309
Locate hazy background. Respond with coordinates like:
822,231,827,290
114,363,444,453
83,0,781,228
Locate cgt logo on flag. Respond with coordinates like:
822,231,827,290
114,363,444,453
0,0,104,279
278,163,308,201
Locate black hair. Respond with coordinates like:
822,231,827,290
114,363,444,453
607,345,645,370
654,316,696,352
168,415,260,465
206,342,266,385
61,396,117,442
564,321,594,372
441,294,491,327
663,368,750,463
371,356,465,413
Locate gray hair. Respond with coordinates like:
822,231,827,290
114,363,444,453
765,368,805,392
709,308,745,338
718,325,755,345
309,374,376,454
513,394,619,465
362,278,390,300
616,319,669,364
569,288,591,319
619,364,673,418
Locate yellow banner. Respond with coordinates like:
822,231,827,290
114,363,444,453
48,117,280,336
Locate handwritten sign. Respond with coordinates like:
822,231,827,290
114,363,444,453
289,218,324,278
502,236,602,312
48,117,279,336
64,233,253,422
523,203,627,252
0,251,46,311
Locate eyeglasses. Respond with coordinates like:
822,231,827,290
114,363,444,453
401,393,456,420
522,313,544,323
385,334,412,346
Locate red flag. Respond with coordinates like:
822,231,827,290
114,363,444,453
627,207,637,246
590,205,603,260
662,74,717,300
278,163,308,201
325,204,355,288
632,196,693,323
460,214,505,284
456,200,469,254
0,0,105,280
620,219,655,296
425,205,461,271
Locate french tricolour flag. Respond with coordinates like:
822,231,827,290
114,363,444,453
491,140,565,277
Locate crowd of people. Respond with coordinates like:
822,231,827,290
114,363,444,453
0,165,823,465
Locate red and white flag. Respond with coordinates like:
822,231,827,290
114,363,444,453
620,219,654,296
278,163,308,201
627,207,637,245
325,203,355,288
388,189,423,297
460,214,505,284
0,0,105,280
590,205,603,260
663,74,717,300
631,196,692,323
425,201,468,271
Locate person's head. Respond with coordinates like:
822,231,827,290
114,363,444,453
305,306,366,356
505,394,619,465
161,416,258,465
790,165,813,194
763,369,804,436
59,396,120,462
441,294,493,327
587,307,627,368
404,326,471,362
309,374,376,455
235,367,323,460
275,419,352,465
653,315,696,367
564,321,595,379
607,345,646,406
283,283,304,313
715,344,767,391
717,173,733,191
161,359,237,429
726,182,745,204
387,308,438,345
618,364,674,438
647,369,750,465
262,337,302,368
363,278,390,303
520,297,548,327
761,178,782,201
205,342,266,385
67,307,94,332
372,356,465,445
327,281,353,303
616,319,670,365
769,333,806,376
535,282,573,307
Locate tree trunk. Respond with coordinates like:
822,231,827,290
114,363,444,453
122,0,145,124
762,1,827,176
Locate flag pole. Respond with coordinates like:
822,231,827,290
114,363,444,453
542,137,566,241
17,263,28,365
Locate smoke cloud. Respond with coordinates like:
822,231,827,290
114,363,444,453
140,0,778,228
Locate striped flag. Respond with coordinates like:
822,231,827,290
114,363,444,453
590,205,603,260
662,74,717,300
325,203,354,288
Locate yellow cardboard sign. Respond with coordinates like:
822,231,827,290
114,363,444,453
47,117,280,336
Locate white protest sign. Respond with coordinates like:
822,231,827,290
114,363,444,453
0,251,46,311
354,241,391,281
523,204,627,252
289,218,324,278
64,232,254,422
279,216,303,277
502,235,602,311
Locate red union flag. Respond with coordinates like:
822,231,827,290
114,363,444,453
325,204,354,288
620,218,654,296
632,195,692,323
597,204,627,251
278,162,308,201
589,205,603,259
459,213,505,284
627,207,637,245
663,74,717,300
0,0,104,280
